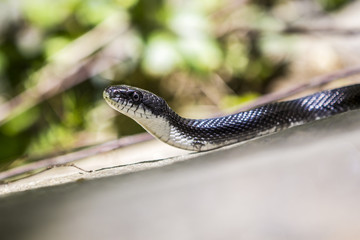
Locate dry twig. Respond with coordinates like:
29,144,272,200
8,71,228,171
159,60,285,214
0,133,153,182
0,13,130,125
236,65,360,112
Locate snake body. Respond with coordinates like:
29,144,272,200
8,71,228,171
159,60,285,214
104,84,360,151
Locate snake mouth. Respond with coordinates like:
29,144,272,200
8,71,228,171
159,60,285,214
103,89,110,100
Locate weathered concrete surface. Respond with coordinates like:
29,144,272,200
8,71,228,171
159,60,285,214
1,110,360,240
0,139,190,194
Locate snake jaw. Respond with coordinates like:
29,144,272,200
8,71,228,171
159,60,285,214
103,85,174,143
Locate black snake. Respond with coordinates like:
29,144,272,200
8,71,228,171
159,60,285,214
104,84,360,151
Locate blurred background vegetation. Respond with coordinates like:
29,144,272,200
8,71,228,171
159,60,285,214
0,0,359,170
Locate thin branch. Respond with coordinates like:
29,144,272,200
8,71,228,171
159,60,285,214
218,25,360,39
0,133,153,181
0,13,130,125
282,26,360,36
236,65,360,112
0,53,115,124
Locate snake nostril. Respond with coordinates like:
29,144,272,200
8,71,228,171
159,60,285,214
104,86,113,95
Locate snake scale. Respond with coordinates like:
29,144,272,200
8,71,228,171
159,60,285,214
104,84,360,151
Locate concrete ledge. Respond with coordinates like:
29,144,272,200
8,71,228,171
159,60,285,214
1,110,360,240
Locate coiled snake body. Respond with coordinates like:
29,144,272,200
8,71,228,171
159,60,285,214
104,84,360,151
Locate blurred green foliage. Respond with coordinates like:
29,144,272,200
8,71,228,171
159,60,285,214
316,0,352,11
0,0,353,169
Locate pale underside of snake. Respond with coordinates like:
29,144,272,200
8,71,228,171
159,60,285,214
103,84,360,151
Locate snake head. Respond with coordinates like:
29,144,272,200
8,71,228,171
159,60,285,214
103,85,169,118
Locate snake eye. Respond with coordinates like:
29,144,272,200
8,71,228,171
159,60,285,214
113,89,121,96
131,91,142,102
108,88,122,98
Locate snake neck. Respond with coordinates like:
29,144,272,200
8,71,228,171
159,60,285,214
131,106,204,151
